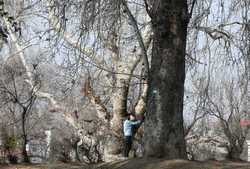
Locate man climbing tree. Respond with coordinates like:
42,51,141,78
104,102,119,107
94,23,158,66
123,114,144,157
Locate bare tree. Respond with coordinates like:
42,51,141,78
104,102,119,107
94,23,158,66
0,61,41,162
45,0,152,160
206,79,250,160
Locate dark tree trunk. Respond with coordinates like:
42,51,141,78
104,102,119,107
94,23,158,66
22,134,30,163
21,109,30,163
144,0,188,159
73,139,81,162
22,138,29,163
228,146,243,160
226,136,245,160
221,121,245,160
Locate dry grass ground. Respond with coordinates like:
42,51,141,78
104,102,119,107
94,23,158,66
0,158,250,169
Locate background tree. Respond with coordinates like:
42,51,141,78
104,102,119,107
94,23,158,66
0,59,40,162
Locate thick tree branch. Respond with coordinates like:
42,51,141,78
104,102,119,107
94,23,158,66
83,76,110,122
188,0,197,21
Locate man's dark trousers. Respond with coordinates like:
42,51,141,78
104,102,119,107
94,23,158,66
124,136,132,157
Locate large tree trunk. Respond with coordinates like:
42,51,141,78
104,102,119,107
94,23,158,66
144,0,188,159
104,62,131,161
111,62,130,132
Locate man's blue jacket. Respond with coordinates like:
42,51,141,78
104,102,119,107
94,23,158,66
123,119,142,137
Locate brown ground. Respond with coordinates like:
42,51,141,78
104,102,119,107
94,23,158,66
0,159,250,169
96,158,250,169
0,163,86,169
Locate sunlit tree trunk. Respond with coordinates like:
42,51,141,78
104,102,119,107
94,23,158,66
104,63,130,158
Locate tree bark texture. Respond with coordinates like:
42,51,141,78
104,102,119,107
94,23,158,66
144,0,188,159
